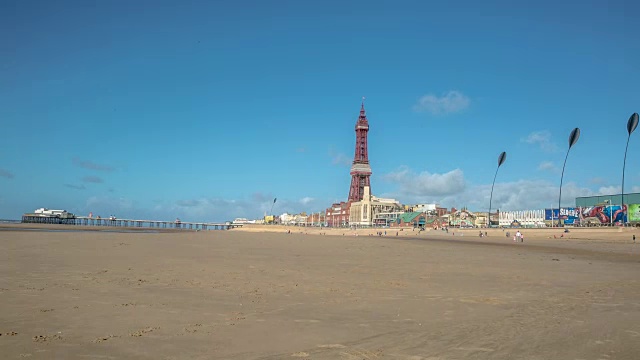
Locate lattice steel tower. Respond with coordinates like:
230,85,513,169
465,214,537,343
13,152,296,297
347,98,372,202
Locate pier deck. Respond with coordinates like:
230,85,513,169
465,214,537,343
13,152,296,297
20,215,241,230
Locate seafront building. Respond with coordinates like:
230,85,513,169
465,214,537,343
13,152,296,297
498,210,546,227
348,186,403,227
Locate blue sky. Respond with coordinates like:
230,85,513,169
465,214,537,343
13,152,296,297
1,0,639,222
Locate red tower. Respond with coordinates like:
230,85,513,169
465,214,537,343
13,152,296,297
347,98,372,202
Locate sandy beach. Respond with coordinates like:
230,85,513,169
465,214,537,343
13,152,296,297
2,226,640,359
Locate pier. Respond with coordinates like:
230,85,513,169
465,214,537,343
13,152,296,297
20,215,242,230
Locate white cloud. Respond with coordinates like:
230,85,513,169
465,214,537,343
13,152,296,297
413,90,470,115
383,166,466,197
597,185,621,195
382,167,595,211
300,197,314,205
537,161,557,172
596,185,640,195
522,131,558,152
473,180,594,211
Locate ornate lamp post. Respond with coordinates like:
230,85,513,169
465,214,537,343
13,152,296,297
558,128,580,227
622,113,638,226
488,151,507,229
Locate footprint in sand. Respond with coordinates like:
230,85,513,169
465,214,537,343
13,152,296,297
625,330,640,337
32,334,62,343
92,334,120,343
339,348,384,359
183,324,203,333
454,347,495,352
129,327,159,337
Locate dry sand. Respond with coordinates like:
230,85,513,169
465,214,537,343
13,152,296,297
1,225,640,359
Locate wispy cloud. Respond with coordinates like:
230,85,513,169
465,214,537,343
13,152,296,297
72,158,115,172
64,184,86,190
521,131,558,152
163,194,323,221
82,176,104,184
413,90,470,115
328,146,351,167
176,199,203,207
86,196,134,213
537,161,557,172
67,193,327,223
0,168,14,179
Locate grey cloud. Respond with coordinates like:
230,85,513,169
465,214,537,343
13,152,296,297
0,168,14,179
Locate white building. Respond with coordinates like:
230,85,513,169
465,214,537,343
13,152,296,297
411,203,439,213
498,210,545,227
232,218,256,224
349,186,403,227
279,213,307,225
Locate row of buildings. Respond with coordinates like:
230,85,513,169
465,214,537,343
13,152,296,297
239,101,640,228
254,198,640,228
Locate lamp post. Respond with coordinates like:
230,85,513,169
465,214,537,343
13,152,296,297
488,151,507,229
558,128,581,227
622,113,639,226
270,197,277,224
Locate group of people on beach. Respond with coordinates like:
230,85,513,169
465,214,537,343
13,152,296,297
513,230,524,242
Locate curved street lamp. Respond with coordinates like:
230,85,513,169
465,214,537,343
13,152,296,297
622,113,639,226
488,151,507,229
270,197,277,223
558,128,580,227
